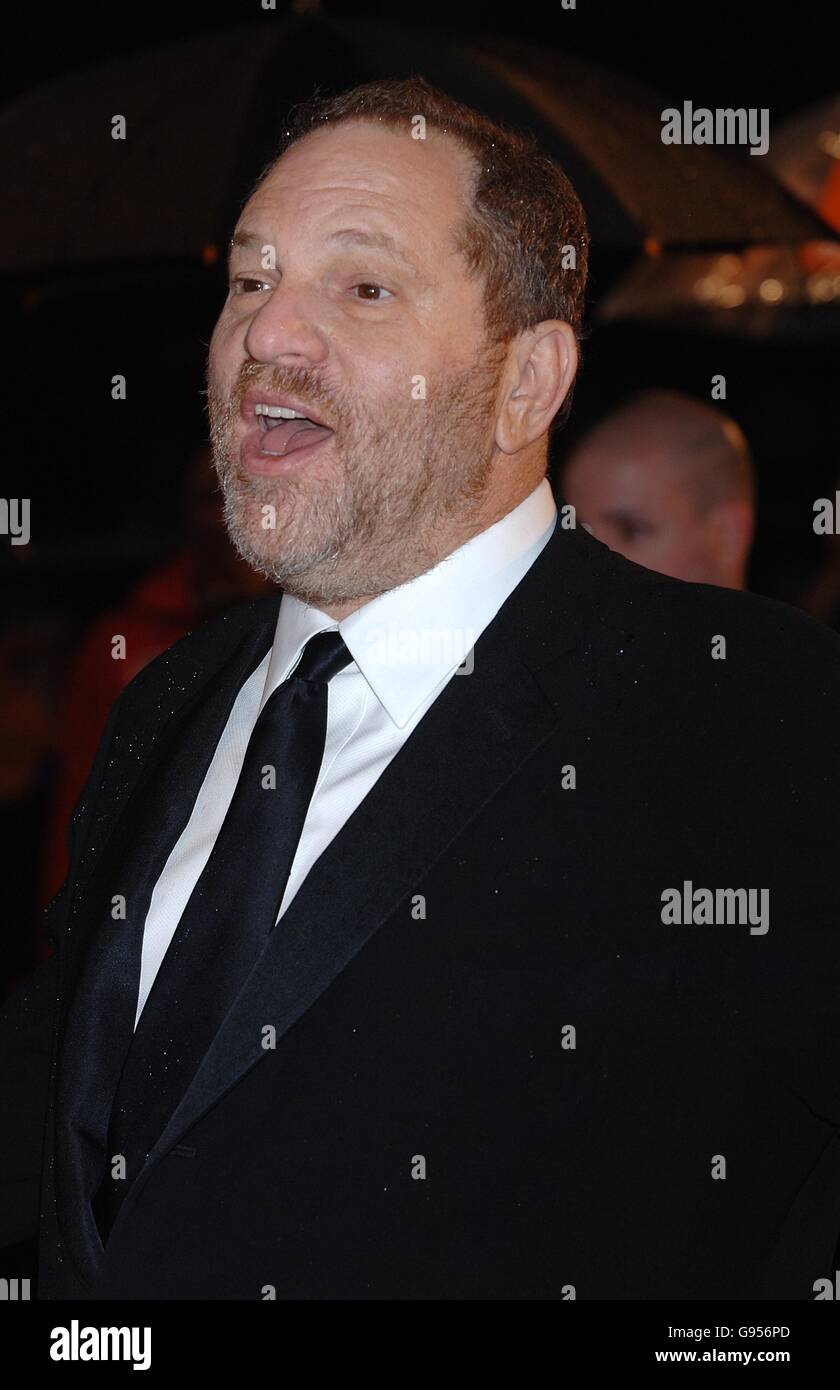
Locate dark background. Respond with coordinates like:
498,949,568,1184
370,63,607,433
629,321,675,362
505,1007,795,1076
5,0,836,114
4,0,837,580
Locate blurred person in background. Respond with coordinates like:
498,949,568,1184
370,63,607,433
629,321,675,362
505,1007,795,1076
562,389,755,588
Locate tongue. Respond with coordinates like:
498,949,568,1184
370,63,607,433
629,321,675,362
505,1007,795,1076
261,418,333,457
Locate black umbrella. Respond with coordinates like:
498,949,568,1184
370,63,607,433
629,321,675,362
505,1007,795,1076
2,14,830,278
597,95,840,340
595,241,840,341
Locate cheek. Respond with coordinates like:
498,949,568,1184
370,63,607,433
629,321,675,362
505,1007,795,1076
624,537,658,565
665,520,699,552
209,311,245,376
345,355,413,414
649,532,682,563
616,528,665,563
206,327,228,390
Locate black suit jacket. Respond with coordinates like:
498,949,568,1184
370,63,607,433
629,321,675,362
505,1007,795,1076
3,517,840,1299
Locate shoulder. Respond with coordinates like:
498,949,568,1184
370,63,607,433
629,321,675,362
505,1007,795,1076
528,531,840,761
593,542,840,700
110,592,281,722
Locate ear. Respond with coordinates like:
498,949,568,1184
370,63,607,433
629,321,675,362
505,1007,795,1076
495,321,578,456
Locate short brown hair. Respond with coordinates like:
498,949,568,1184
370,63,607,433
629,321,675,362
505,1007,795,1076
252,75,590,433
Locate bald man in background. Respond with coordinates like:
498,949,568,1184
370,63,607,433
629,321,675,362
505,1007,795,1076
562,390,755,589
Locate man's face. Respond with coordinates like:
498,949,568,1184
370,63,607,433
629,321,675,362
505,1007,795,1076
563,449,719,583
208,120,505,608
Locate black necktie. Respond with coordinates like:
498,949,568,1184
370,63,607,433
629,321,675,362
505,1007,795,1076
92,628,352,1243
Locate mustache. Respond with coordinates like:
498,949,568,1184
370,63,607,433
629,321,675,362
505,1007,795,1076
203,357,339,426
232,361,336,417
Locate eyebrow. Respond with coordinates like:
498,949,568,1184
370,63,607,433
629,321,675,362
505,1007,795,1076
326,227,424,275
228,226,425,278
602,509,653,529
228,229,262,255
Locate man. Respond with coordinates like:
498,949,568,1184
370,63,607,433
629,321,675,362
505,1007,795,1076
562,390,755,587
2,76,840,1301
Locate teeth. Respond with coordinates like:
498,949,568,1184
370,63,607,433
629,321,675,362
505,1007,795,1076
254,404,309,419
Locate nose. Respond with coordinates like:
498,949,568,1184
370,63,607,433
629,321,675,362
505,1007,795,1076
243,283,328,369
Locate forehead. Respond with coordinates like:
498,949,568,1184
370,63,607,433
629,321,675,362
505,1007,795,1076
239,120,475,264
572,445,686,504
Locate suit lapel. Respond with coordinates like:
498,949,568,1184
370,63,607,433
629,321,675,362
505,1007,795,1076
61,597,282,988
55,602,280,1284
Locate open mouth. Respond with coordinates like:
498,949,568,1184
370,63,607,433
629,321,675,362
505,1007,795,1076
254,404,334,458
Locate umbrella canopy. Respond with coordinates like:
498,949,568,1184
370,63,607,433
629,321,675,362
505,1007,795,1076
595,242,840,341
597,96,840,340
2,14,830,277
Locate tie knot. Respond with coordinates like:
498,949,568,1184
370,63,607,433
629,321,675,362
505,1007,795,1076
292,629,353,685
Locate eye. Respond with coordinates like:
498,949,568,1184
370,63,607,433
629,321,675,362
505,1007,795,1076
618,521,652,542
229,277,272,295
351,283,393,302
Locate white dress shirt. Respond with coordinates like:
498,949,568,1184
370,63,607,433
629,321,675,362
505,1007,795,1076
134,477,557,1026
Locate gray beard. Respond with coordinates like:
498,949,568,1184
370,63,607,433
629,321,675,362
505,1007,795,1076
208,360,502,608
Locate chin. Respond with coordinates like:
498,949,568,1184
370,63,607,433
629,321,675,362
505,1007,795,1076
227,521,331,588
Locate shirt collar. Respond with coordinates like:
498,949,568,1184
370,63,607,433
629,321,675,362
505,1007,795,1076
262,477,557,729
